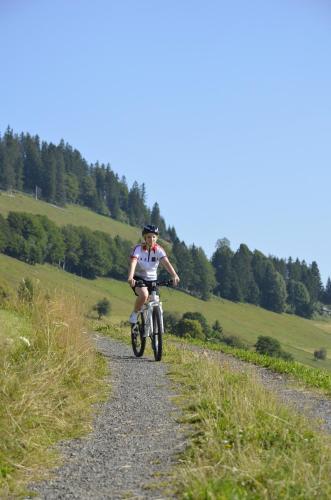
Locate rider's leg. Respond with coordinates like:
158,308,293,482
134,286,149,312
129,286,149,323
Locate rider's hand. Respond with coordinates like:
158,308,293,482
128,277,136,287
172,275,180,287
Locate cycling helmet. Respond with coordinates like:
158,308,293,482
142,224,159,236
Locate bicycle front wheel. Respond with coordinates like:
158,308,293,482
131,312,146,357
152,306,163,361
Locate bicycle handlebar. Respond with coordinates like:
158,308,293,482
135,279,174,288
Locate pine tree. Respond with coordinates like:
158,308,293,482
0,129,15,190
172,239,193,290
323,277,331,305
22,133,43,194
308,261,323,303
190,245,216,300
287,279,311,317
211,241,235,299
55,147,66,205
261,263,287,313
105,167,121,219
41,143,57,202
232,243,255,301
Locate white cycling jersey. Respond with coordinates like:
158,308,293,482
130,243,167,281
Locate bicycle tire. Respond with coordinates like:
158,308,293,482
131,312,146,357
152,306,163,361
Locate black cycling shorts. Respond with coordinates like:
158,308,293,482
131,276,158,296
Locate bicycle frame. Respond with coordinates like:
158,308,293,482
141,290,164,337
131,279,172,360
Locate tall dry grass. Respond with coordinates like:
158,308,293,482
0,289,107,497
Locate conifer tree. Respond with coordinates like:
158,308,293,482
211,240,235,299
190,244,216,300
0,130,15,190
261,263,287,313
324,278,331,305
172,239,193,290
22,133,43,194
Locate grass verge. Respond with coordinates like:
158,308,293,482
0,292,108,498
97,321,331,395
100,323,331,499
171,337,331,395
166,345,331,499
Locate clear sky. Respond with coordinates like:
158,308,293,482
1,0,330,283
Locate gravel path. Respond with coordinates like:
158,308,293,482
30,335,186,500
29,335,331,499
178,343,331,434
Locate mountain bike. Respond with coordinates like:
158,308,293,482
131,280,173,361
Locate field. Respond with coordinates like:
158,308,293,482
1,190,331,371
2,227,331,496
0,191,140,243
1,251,331,371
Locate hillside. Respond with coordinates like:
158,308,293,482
0,191,140,243
1,252,331,371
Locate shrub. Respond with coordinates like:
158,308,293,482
176,319,204,340
93,298,111,319
220,334,248,350
182,311,211,337
255,336,282,357
255,335,293,361
163,311,181,334
279,350,294,362
314,347,327,361
212,320,223,335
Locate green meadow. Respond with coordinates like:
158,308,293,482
0,191,140,243
1,251,331,371
1,190,331,371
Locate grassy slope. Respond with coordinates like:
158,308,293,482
0,191,141,242
1,251,331,371
1,191,331,369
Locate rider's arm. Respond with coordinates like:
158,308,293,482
160,257,180,286
128,257,138,287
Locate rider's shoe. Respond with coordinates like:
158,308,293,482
129,311,138,324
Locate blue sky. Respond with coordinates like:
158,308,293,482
1,0,330,283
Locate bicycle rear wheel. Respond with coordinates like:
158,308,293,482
152,306,163,361
131,312,146,357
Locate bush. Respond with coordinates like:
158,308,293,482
176,319,205,340
212,320,223,335
255,336,281,357
182,311,211,337
163,311,181,334
314,347,327,361
220,334,248,350
93,298,111,319
279,350,294,362
255,335,293,361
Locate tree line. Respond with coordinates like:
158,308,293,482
1,127,330,316
0,211,214,300
0,127,176,241
210,238,331,317
0,212,131,280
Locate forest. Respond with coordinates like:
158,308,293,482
1,127,330,317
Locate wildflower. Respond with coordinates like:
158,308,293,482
19,336,31,347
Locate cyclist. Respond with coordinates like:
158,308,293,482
128,224,180,323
